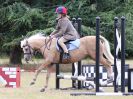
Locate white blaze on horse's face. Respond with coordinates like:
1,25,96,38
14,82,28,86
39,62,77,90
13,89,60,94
21,39,33,62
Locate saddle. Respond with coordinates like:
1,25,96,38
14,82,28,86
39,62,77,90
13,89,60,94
56,39,80,61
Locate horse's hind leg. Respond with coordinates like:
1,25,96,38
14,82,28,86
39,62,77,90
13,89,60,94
99,57,113,80
89,51,113,78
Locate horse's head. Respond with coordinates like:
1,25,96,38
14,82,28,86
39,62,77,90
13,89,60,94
21,38,34,63
20,33,52,62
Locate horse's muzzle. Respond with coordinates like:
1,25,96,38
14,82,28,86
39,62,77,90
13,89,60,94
24,54,31,62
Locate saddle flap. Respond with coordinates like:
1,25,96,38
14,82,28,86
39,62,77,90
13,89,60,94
56,39,80,52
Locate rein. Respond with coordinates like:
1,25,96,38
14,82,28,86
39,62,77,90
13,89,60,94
45,36,53,50
42,36,53,55
23,36,53,58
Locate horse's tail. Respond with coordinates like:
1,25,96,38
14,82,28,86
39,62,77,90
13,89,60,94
100,35,114,64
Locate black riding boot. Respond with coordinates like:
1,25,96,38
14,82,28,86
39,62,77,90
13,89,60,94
63,53,71,60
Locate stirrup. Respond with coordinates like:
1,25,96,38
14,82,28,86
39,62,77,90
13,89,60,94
63,53,71,60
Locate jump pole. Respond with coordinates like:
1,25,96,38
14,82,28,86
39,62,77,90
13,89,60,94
77,18,82,89
114,17,126,92
57,75,94,81
114,17,118,92
56,64,60,89
96,16,100,92
121,16,125,92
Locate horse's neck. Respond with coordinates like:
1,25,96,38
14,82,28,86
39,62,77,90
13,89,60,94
28,37,46,49
29,37,57,53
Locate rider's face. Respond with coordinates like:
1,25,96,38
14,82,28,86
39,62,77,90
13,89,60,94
57,14,62,18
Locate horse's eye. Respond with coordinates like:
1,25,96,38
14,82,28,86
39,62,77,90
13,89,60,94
25,48,28,51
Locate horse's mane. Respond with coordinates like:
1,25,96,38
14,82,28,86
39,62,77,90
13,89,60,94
21,33,45,48
28,33,45,40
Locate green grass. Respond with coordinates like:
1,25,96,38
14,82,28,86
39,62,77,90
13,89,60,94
0,72,133,99
0,58,133,99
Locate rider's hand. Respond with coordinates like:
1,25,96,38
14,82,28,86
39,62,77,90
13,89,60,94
49,35,55,38
49,35,52,38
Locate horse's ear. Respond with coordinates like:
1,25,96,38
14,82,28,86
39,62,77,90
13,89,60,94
26,40,28,44
22,34,28,40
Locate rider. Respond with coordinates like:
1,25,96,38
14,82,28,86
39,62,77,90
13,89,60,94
50,6,79,59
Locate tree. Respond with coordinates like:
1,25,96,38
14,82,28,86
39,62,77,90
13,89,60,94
0,1,45,64
1,0,133,64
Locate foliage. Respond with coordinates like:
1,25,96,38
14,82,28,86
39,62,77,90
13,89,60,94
1,0,133,58
26,28,55,36
0,1,45,52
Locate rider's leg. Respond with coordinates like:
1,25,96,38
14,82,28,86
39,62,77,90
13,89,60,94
58,37,70,59
58,37,68,53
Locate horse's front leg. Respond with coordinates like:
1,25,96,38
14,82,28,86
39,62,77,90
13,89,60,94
30,64,44,85
40,65,54,92
30,61,51,86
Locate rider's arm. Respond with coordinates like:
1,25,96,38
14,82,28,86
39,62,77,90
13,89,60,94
50,29,58,36
54,20,68,37
50,20,61,36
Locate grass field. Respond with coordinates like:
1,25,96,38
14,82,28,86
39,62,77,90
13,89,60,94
0,72,133,99
0,58,133,99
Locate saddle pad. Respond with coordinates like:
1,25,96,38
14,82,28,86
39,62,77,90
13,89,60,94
56,39,80,51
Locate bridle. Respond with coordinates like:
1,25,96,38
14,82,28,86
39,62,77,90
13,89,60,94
22,36,53,57
22,41,34,56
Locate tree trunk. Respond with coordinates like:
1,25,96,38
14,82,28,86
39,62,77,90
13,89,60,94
9,45,22,64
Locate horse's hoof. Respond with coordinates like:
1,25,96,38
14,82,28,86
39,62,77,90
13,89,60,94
40,88,45,92
86,84,95,90
99,87,104,92
107,77,113,84
73,83,78,88
30,82,35,85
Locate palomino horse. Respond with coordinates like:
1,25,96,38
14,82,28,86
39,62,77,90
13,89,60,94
21,33,114,92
